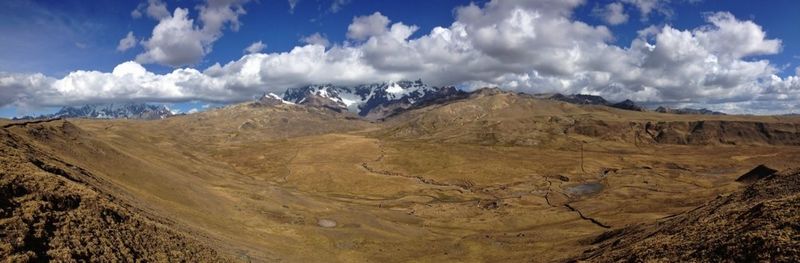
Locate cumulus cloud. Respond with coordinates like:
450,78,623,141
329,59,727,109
695,12,781,59
2,0,799,114
244,41,266,54
135,8,206,67
135,0,250,67
346,12,391,40
300,33,330,47
0,73,54,108
116,31,137,52
593,2,629,25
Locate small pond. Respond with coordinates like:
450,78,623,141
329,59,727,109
564,182,604,196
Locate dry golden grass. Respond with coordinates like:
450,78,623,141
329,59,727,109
3,94,800,262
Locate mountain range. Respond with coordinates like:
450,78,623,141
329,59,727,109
654,106,726,115
14,103,173,120
11,81,729,121
281,80,464,119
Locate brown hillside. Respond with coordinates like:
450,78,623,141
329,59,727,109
2,96,800,262
575,167,800,262
380,89,800,146
0,120,226,261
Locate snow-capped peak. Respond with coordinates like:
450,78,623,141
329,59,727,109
385,83,405,94
256,93,295,106
282,80,463,119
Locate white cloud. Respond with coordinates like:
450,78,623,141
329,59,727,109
244,41,266,54
132,0,171,20
187,108,199,114
0,73,54,107
116,31,137,52
346,12,391,40
300,33,330,47
694,12,781,59
198,0,249,34
593,2,629,25
135,0,250,67
136,8,207,67
131,9,142,18
3,0,800,114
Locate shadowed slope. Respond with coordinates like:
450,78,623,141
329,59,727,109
0,121,226,261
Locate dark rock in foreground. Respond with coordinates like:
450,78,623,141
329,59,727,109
736,164,779,183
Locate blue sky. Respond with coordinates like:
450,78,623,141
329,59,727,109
1,0,800,117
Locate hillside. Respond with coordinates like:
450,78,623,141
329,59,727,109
379,89,800,146
2,93,800,262
576,167,800,262
0,120,226,261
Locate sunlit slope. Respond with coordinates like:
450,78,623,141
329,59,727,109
379,88,800,146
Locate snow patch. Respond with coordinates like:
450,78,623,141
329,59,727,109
386,83,405,94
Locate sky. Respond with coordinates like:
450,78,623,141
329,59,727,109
1,0,799,117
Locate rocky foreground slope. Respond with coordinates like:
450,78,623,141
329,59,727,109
0,120,225,261
575,167,800,262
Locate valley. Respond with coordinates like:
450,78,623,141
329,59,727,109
2,89,800,262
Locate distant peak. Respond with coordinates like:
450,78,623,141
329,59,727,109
254,93,294,107
470,87,507,96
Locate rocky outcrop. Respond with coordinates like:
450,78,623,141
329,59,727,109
655,106,726,115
